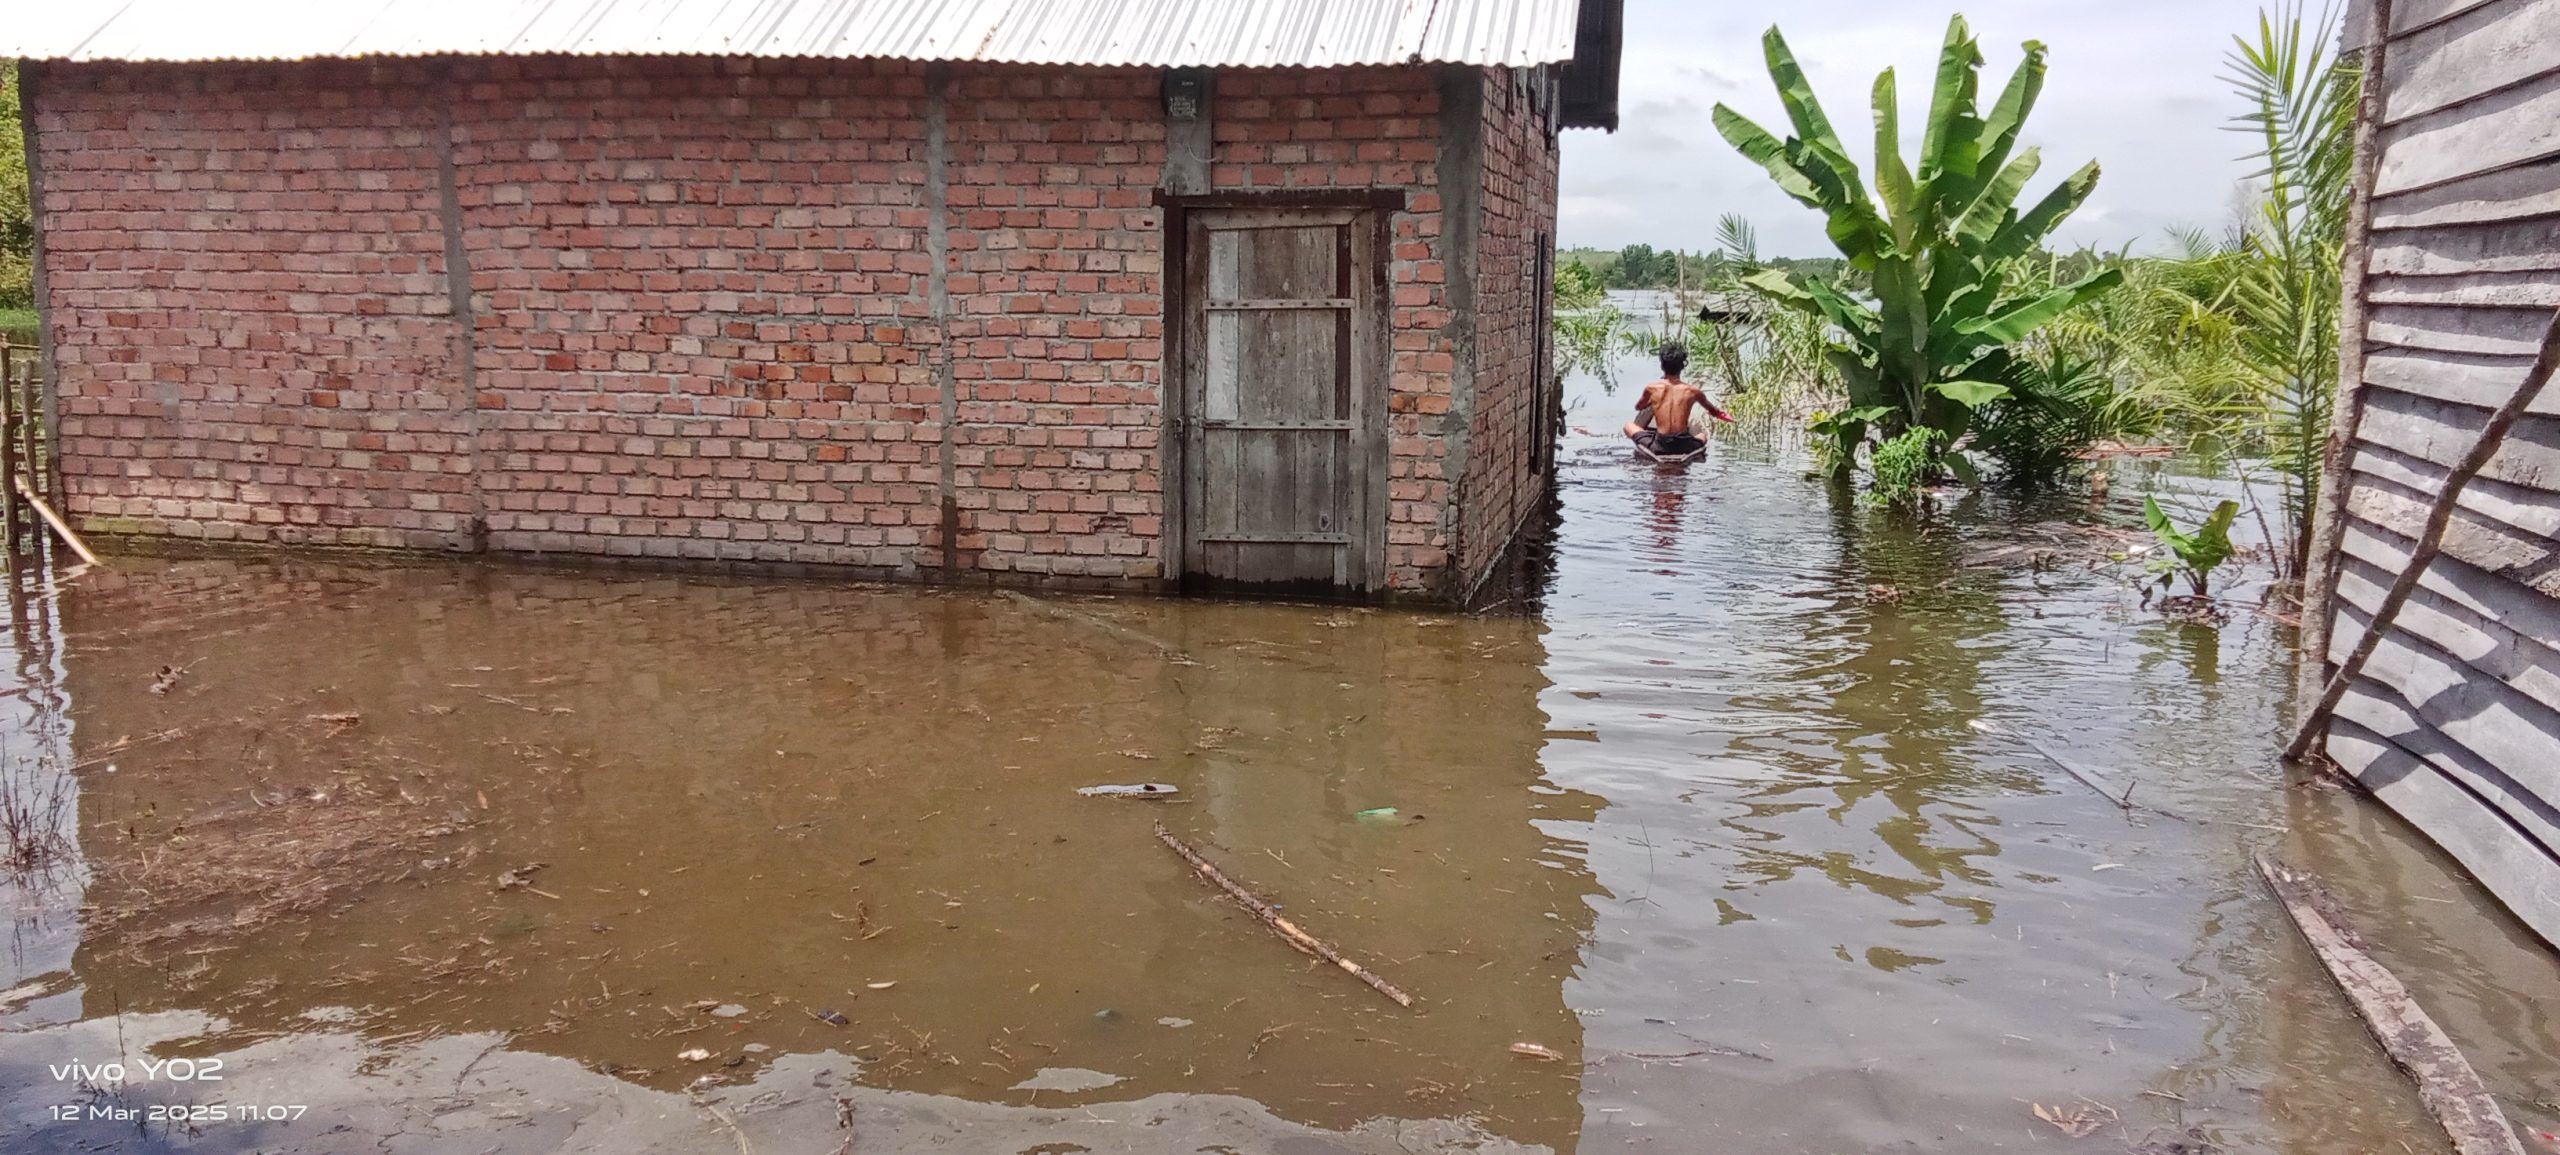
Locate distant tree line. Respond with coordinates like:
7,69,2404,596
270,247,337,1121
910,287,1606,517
1558,243,1848,294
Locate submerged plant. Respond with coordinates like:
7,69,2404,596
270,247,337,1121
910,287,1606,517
1870,427,1944,509
1554,303,1638,386
0,753,73,877
1970,345,2110,487
1714,14,2121,484
1809,404,1896,478
2143,495,2240,598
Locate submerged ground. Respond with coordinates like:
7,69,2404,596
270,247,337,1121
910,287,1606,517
2,364,2558,1153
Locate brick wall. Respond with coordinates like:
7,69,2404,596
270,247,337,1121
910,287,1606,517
944,67,1165,580
456,57,941,568
1454,67,1562,590
32,57,1500,598
34,61,473,548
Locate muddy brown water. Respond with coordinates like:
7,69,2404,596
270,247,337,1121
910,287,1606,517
4,376,2559,1152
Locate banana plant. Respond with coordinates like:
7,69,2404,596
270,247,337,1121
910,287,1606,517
1714,15,2121,481
2143,495,2240,598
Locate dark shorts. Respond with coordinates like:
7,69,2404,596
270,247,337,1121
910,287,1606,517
1632,430,1705,456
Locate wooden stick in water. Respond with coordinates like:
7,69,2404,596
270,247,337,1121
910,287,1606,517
1154,822,1414,1008
17,477,99,567
2255,855,2523,1155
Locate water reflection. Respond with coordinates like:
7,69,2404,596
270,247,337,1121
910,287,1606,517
1,571,79,1001
15,559,1604,1151
1697,481,2027,927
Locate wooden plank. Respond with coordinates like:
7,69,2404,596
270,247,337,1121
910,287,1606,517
1204,311,1240,423
2254,851,2533,1155
1201,429,1241,539
2304,0,2400,685
1197,532,1350,545
1230,311,1338,424
1194,207,1363,230
2366,269,2560,308
2341,520,2560,653
2364,346,2560,413
1214,224,1340,301
2366,301,2560,356
1236,429,1285,539
2384,0,2504,38
2335,553,2560,715
2369,156,2560,229
2341,505,2558,610
1210,540,1336,585
1175,212,1204,579
2375,79,2560,196
2382,0,2560,124
2331,603,2560,786
2339,520,2560,649
1204,420,1353,431
2370,216,2560,275
2332,680,2560,889
1,350,20,561
1205,226,1241,300
2331,720,2560,949
2343,489,2558,595
2354,384,2560,489
1288,430,1342,538
2349,440,2560,538
1351,213,1384,593
1206,298,1353,311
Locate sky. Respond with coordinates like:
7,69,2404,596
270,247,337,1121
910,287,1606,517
1559,0,2283,258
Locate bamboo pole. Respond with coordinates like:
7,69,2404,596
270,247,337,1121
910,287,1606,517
16,476,99,567
2287,306,2560,764
2296,0,2397,701
1154,822,1414,1008
2256,856,2524,1155
0,346,20,562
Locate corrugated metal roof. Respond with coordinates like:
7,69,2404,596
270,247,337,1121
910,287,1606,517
4,0,1582,67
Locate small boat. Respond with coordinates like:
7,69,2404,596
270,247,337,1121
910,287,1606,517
1633,440,1708,465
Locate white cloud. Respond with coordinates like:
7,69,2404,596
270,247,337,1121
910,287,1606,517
1560,0,2279,257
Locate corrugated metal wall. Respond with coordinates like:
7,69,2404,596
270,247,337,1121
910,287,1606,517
2317,0,2560,946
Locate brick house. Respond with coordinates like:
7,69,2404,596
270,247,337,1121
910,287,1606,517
7,0,1624,602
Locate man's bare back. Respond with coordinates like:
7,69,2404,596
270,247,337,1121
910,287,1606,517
1639,377,1713,435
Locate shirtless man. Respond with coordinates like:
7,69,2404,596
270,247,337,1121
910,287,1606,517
1624,343,1731,457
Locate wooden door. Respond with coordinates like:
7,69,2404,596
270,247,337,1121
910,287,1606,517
1178,207,1382,595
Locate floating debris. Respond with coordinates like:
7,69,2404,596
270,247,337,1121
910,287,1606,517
1011,1067,1124,1093
1077,783,1179,798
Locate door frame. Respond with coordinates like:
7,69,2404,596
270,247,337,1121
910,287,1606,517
1159,190,1401,598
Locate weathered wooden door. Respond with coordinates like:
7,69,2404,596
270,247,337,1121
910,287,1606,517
1178,207,1383,595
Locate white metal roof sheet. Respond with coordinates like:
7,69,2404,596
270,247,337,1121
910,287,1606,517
5,0,1581,67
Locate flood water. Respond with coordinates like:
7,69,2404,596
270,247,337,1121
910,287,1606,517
4,356,2559,1153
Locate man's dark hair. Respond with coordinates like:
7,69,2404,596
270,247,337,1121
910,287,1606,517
1658,342,1688,378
